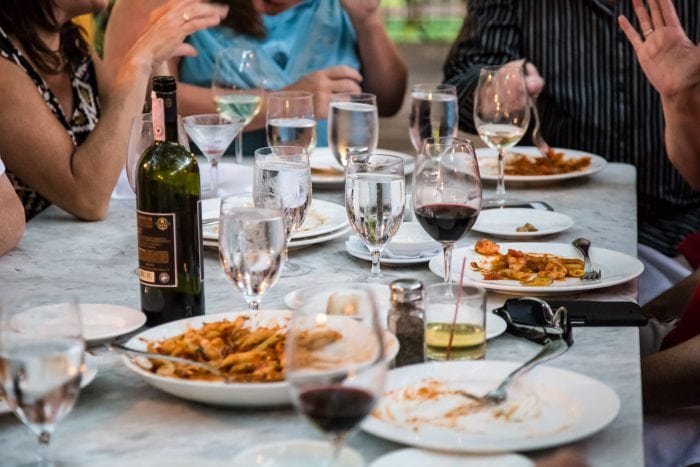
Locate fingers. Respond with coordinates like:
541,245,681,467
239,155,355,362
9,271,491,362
659,0,682,28
632,0,654,33
173,43,198,58
328,78,362,94
324,65,363,83
618,15,643,51
648,0,666,29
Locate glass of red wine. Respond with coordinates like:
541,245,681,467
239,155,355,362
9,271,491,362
284,285,387,466
412,136,483,282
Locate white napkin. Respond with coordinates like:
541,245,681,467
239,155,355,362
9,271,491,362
346,235,440,260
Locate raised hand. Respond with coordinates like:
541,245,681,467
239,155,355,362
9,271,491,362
284,66,363,118
618,0,700,97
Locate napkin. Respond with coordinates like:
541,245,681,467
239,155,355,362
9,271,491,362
346,235,440,260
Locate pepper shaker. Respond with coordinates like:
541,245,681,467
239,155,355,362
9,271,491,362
387,279,425,367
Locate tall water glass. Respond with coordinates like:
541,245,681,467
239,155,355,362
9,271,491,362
345,153,405,282
474,64,530,205
328,92,378,167
266,91,317,155
0,298,84,466
408,83,459,153
212,48,267,163
253,146,312,277
218,195,286,311
412,136,482,282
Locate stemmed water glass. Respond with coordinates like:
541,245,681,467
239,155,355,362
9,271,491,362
328,92,378,167
253,146,312,277
218,194,286,311
474,64,530,206
285,285,387,466
345,153,405,282
182,114,246,197
212,48,267,163
408,83,459,153
0,298,85,466
412,136,482,282
266,91,317,155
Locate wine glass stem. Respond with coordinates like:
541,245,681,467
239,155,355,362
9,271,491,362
442,243,454,283
235,132,243,164
210,159,219,196
330,435,345,462
248,300,259,312
496,149,507,201
37,430,52,466
370,248,382,277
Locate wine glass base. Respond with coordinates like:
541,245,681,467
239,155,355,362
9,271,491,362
280,260,311,278
351,272,397,284
232,439,364,467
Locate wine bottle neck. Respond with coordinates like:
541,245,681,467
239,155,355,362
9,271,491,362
151,90,179,143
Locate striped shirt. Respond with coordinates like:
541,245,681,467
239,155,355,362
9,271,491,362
443,0,700,256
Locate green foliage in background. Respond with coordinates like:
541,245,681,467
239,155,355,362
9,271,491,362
381,0,464,43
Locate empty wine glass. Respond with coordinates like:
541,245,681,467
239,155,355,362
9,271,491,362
182,114,246,197
266,91,317,155
408,83,459,153
126,113,189,193
0,297,85,466
218,194,286,311
412,136,482,282
212,48,267,164
345,153,405,282
285,285,387,466
474,64,530,206
328,92,378,167
253,146,312,277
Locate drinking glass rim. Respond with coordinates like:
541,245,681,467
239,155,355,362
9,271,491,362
426,282,486,299
329,92,377,104
182,113,246,126
254,146,309,162
267,91,313,100
420,136,475,147
412,83,457,94
478,63,525,74
346,152,405,172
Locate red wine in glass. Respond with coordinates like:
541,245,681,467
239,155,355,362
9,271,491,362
298,386,376,434
414,204,479,242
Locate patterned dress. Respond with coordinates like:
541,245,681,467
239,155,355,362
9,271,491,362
0,26,100,219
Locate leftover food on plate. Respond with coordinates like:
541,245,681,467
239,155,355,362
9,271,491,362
515,223,538,232
506,148,591,176
472,239,584,286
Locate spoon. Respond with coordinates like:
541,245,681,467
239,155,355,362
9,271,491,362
572,237,602,281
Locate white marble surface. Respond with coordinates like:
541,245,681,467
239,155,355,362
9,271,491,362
0,163,643,466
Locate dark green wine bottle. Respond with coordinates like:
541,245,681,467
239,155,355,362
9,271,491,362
136,76,205,326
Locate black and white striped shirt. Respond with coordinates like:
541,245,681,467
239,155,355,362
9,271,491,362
444,0,700,257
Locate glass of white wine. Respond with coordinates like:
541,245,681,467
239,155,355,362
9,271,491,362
0,297,85,466
266,91,317,155
328,92,378,167
212,48,267,164
474,64,530,206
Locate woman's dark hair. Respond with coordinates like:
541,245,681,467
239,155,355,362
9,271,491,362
221,0,266,38
0,0,89,75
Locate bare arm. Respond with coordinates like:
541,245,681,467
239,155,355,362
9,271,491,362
619,0,700,189
0,173,24,255
342,0,407,116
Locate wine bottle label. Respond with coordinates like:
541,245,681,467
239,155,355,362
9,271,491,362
136,210,178,288
151,91,165,142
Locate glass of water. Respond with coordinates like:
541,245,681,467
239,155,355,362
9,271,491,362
328,92,378,167
345,153,405,282
0,297,85,465
218,195,287,311
266,91,317,155
253,146,312,277
408,83,459,153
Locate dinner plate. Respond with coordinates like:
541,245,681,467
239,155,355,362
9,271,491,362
345,235,439,265
310,147,416,186
472,208,574,239
80,304,146,345
284,284,508,341
370,448,533,467
203,225,353,250
362,361,620,453
121,309,399,407
232,440,364,467
0,354,98,415
202,198,348,241
429,242,644,295
476,147,607,183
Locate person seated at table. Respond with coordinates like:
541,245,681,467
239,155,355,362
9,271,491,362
103,0,408,153
0,157,25,256
0,0,227,221
442,0,699,297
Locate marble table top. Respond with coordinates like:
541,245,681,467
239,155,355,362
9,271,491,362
0,163,642,466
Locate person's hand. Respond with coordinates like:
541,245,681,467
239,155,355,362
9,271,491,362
618,0,700,98
284,66,363,118
505,59,545,97
340,0,381,25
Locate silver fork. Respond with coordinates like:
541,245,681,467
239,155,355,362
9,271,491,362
572,237,602,281
523,64,552,157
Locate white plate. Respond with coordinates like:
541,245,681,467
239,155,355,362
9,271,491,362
284,284,507,341
310,147,415,185
346,235,439,265
202,198,348,241
121,310,399,407
0,354,98,415
386,222,442,256
363,361,620,453
233,440,364,466
80,304,146,345
370,448,533,467
203,224,352,250
476,147,607,183
429,242,644,295
472,208,574,239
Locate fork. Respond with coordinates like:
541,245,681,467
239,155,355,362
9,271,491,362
572,237,602,281
522,64,552,157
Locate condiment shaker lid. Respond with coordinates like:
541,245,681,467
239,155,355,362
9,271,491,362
390,279,423,303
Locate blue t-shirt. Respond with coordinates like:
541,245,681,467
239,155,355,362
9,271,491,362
179,0,360,154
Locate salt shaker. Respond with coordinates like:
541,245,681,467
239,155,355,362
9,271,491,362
387,279,425,367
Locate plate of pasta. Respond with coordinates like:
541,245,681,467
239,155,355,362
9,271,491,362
428,240,644,295
120,309,398,406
